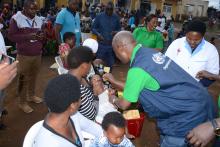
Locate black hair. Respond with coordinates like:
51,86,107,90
210,37,215,42
44,74,80,113
107,1,114,7
24,0,36,8
145,14,157,23
67,46,94,69
63,32,75,42
102,112,126,131
186,19,206,36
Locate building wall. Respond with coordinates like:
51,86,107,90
148,0,177,18
37,0,44,8
177,0,208,18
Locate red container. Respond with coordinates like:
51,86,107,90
126,113,145,137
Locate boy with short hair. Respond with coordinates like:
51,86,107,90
90,112,134,147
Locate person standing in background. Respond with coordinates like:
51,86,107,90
165,20,219,87
92,1,121,67
55,0,81,46
133,14,163,52
8,0,45,113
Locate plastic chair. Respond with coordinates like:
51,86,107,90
55,56,64,68
23,120,43,147
54,56,68,75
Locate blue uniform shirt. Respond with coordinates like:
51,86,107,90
92,12,121,44
55,8,81,46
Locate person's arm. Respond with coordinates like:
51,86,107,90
7,19,37,43
205,46,219,75
165,39,178,59
54,11,65,44
54,24,62,44
113,15,121,32
187,118,220,147
76,112,103,138
91,16,99,35
155,32,163,51
91,15,103,41
132,27,139,40
196,70,220,81
0,61,18,90
80,86,97,120
109,68,160,110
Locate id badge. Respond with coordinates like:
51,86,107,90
75,28,79,33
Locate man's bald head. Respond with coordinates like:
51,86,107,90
112,31,136,64
112,31,136,52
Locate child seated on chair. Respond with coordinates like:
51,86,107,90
59,32,76,69
90,112,134,147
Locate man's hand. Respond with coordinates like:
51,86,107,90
187,121,215,147
28,33,38,40
0,61,18,90
196,70,216,80
111,31,118,36
103,73,115,83
97,34,104,41
35,32,45,41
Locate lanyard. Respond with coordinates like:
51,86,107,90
25,19,36,28
66,8,77,27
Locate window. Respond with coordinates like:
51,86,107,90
163,4,172,13
184,4,194,13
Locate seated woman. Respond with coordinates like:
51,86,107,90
33,74,102,147
67,46,105,121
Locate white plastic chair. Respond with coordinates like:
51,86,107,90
23,120,43,147
54,56,68,75
55,56,64,67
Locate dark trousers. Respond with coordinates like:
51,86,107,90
96,43,115,67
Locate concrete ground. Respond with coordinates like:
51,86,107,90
0,24,220,147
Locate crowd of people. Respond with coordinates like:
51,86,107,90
0,0,220,146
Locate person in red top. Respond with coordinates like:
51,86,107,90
8,0,45,113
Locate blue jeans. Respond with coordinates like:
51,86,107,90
96,43,115,67
160,135,189,147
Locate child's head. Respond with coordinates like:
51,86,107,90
102,112,126,145
67,46,94,76
63,32,76,49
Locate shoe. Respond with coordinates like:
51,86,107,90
27,96,43,104
0,123,7,130
18,103,33,113
1,109,8,116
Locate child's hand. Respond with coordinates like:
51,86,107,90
125,133,135,139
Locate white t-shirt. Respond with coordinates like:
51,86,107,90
12,11,43,29
0,32,6,59
165,37,219,81
33,112,102,147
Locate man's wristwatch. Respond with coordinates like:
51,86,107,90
211,119,220,136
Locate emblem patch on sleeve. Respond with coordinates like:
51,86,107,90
152,52,165,64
